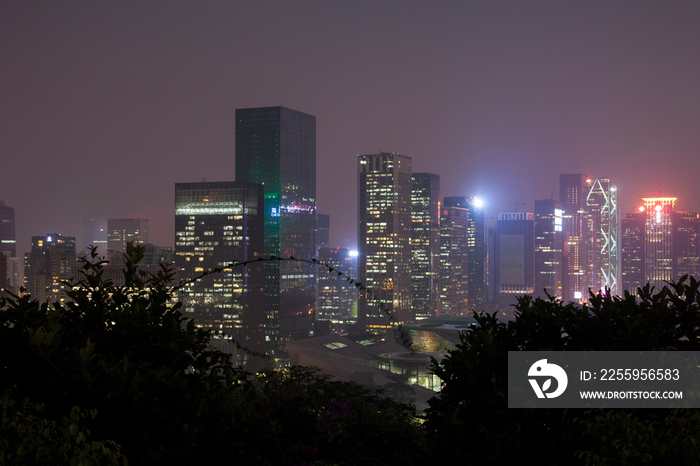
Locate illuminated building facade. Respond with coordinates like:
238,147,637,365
640,198,699,291
316,247,358,323
439,201,469,316
643,197,676,290
24,234,76,304
357,152,412,331
236,107,317,350
534,199,563,299
439,196,485,313
585,178,619,294
495,212,535,302
411,173,441,319
174,181,265,357
560,174,588,302
107,218,149,255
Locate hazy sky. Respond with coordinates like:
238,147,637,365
2,1,700,258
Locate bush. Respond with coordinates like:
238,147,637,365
1,244,426,465
424,279,700,465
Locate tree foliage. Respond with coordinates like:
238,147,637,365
424,279,700,465
0,244,425,465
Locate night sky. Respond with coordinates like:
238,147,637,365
3,1,700,260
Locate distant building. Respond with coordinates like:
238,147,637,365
411,173,441,319
534,199,563,299
174,181,265,358
495,213,535,305
236,106,317,351
25,234,76,304
357,152,412,331
316,247,358,326
316,214,330,249
107,218,149,255
82,217,107,252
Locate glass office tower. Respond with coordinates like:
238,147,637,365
411,173,441,319
174,181,265,357
236,107,317,351
358,152,412,331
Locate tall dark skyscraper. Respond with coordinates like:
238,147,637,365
0,201,16,258
236,106,317,349
534,199,563,299
174,181,265,357
358,152,412,331
0,201,17,296
411,173,441,319
620,211,645,295
495,212,535,306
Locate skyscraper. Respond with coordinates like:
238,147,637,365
0,201,18,296
560,174,588,302
620,211,645,295
82,217,107,252
107,218,149,255
25,234,76,304
174,181,265,356
495,212,535,304
641,197,699,291
316,247,358,324
621,198,700,295
236,106,317,349
358,152,412,331
534,199,563,299
439,196,486,314
439,200,469,316
411,173,441,319
0,201,16,258
585,178,619,294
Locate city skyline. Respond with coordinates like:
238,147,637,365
3,2,700,260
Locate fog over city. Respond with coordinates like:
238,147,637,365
3,1,700,258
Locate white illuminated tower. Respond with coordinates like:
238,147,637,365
585,178,619,294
